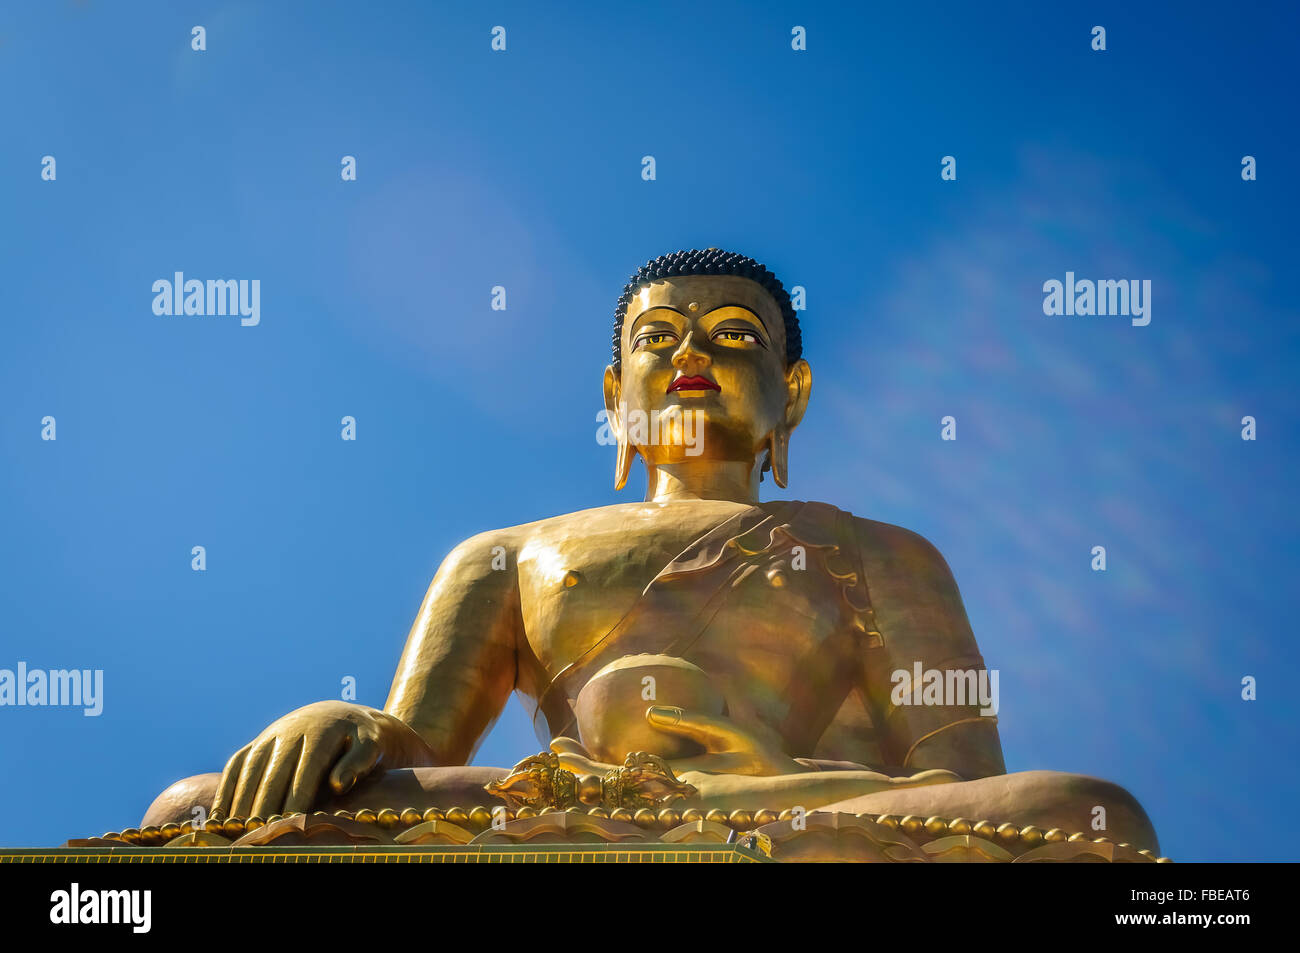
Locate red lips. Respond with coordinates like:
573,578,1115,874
668,375,721,393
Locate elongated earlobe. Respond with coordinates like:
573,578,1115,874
603,364,633,490
769,360,810,488
768,426,790,488
614,433,634,490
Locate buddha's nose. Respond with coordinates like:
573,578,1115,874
671,331,711,374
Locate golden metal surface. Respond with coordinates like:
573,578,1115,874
128,264,1161,861
63,805,1169,862
7,846,767,864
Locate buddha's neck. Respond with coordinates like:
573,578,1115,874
644,460,761,504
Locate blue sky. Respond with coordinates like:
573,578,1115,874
1,1,1297,860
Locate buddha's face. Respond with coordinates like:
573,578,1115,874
605,275,811,468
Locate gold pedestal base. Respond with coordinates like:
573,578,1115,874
34,806,1169,863
2,844,767,863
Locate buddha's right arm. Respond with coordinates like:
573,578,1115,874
211,533,520,820
382,531,521,765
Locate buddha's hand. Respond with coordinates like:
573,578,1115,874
640,706,807,776
210,701,434,821
550,708,806,778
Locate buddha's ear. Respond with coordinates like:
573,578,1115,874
766,360,812,489
783,359,812,431
603,365,634,491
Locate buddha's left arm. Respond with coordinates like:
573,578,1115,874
853,518,1007,780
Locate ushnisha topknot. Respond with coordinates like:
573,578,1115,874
612,248,802,375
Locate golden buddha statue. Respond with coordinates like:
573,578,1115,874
141,248,1159,859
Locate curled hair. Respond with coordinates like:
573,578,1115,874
612,248,801,375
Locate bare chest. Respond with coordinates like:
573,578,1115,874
511,506,861,735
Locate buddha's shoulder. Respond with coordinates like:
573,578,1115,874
844,512,959,589
795,502,956,575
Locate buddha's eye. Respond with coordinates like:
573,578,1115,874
712,329,764,347
633,332,677,351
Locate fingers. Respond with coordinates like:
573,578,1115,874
283,730,348,815
549,737,619,775
548,736,593,758
229,743,273,819
894,768,962,787
661,752,751,776
329,736,380,795
645,706,749,752
211,744,251,821
551,750,620,777
250,736,304,819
